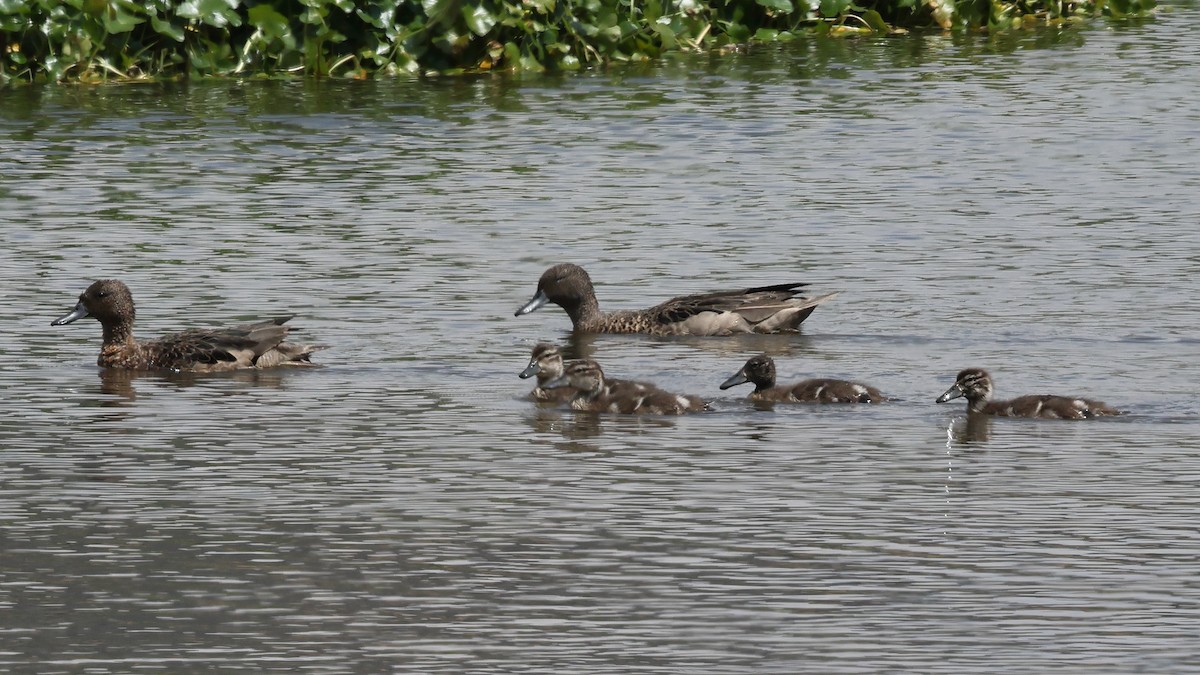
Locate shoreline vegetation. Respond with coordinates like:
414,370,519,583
0,0,1157,84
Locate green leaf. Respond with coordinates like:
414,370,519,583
519,53,544,70
178,0,241,27
754,27,779,40
299,5,326,23
463,4,496,35
248,4,290,40
755,0,794,12
724,21,750,41
103,8,143,32
503,41,519,64
653,21,677,48
175,0,236,23
355,7,385,28
151,15,185,41
422,0,448,18
862,9,889,31
175,0,201,19
819,0,850,15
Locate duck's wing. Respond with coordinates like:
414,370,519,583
994,394,1118,419
788,378,885,403
648,283,837,334
151,317,306,369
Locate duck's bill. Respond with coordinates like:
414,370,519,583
518,361,540,379
51,301,89,326
543,374,571,390
515,290,549,316
719,371,748,390
936,384,965,403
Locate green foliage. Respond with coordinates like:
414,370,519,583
0,0,1157,84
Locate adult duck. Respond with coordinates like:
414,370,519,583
52,279,322,371
515,263,836,335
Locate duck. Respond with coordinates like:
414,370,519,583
719,354,886,403
514,263,836,335
543,359,707,415
518,343,577,402
51,279,323,371
935,368,1119,419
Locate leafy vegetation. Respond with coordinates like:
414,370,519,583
0,0,1157,84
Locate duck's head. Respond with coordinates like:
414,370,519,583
720,354,776,391
543,358,605,395
520,343,565,381
515,263,594,316
936,368,994,405
52,279,135,327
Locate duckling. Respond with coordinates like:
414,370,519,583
936,368,1119,419
515,263,836,335
544,359,706,415
518,343,577,402
719,354,886,403
51,279,322,371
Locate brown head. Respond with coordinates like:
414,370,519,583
543,358,605,396
720,354,777,392
52,279,136,334
519,343,565,383
936,368,995,409
514,263,597,321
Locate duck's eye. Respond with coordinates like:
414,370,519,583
96,291,108,298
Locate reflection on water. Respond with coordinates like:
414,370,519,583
947,413,994,444
3,16,1200,674
525,406,690,451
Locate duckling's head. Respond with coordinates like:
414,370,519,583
543,358,605,395
52,279,136,327
519,343,564,383
936,368,994,405
719,354,776,391
515,263,594,316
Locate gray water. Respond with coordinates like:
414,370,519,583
2,12,1199,673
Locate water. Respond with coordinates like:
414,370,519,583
2,13,1200,673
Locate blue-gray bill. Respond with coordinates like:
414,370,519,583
514,290,549,316
51,301,89,326
936,385,965,403
719,371,749,390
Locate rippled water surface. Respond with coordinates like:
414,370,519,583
3,13,1200,673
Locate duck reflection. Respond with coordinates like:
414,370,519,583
97,366,295,400
947,414,993,444
525,405,684,451
561,331,600,360
92,366,300,417
527,407,604,441
558,331,812,361
97,368,140,403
